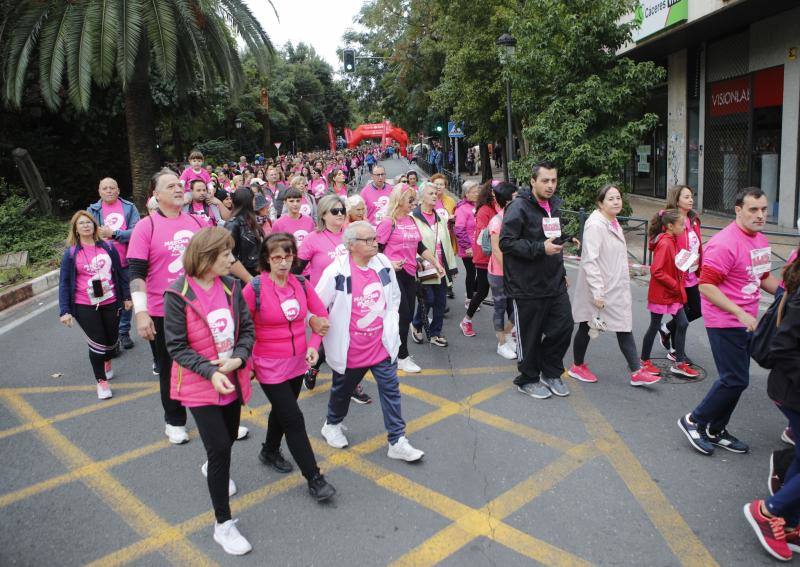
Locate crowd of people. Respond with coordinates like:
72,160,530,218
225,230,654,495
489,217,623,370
56,150,800,560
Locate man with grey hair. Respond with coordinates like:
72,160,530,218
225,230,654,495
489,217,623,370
314,221,424,462
87,177,140,349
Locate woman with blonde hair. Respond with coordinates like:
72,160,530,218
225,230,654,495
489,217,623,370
59,211,131,400
346,194,367,224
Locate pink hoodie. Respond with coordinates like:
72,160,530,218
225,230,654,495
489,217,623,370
453,199,476,257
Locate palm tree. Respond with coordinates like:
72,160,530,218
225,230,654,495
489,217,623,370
0,0,273,207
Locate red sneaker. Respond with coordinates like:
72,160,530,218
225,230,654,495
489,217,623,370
459,318,476,337
671,362,700,378
567,364,598,383
785,528,800,553
630,368,661,386
743,499,791,561
640,359,661,375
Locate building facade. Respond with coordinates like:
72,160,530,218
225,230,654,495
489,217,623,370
621,0,799,227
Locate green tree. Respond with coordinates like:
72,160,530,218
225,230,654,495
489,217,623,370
509,0,665,209
1,0,273,206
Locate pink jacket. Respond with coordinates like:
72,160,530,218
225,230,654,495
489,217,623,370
165,277,253,407
453,200,476,257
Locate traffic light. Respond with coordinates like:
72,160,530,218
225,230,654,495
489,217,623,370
435,125,443,133
343,49,355,73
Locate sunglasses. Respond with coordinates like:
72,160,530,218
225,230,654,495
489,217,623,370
329,208,346,216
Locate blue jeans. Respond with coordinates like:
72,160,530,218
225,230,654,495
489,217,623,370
326,358,405,444
691,327,751,433
412,282,447,337
767,405,800,525
118,266,132,335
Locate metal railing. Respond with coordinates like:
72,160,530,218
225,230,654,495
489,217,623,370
562,208,651,266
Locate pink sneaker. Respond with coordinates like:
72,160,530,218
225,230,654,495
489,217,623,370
460,318,476,337
103,360,114,380
630,368,661,386
640,359,661,375
568,364,597,383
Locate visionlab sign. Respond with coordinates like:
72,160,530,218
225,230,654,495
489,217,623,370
633,0,688,42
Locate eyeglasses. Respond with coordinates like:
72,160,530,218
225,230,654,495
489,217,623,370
269,253,294,264
329,208,346,216
355,237,378,245
373,173,386,177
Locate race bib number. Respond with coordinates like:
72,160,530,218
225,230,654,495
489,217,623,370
542,217,561,239
674,249,698,273
750,247,772,277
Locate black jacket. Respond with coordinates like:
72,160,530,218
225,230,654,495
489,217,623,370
499,188,567,299
225,215,262,276
767,290,800,412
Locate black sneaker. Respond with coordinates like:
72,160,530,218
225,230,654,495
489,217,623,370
677,413,714,455
706,426,749,454
120,333,134,349
769,448,795,496
411,326,424,344
658,328,672,351
304,368,318,390
351,384,372,405
447,289,455,299
152,359,160,376
308,473,336,502
482,298,494,306
258,447,293,473
110,340,122,358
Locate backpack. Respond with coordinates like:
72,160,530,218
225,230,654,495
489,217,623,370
478,213,499,256
751,287,790,369
251,274,306,314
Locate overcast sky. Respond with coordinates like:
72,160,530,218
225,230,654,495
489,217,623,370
245,0,366,70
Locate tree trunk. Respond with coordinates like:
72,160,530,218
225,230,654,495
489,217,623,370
124,44,160,210
479,142,492,183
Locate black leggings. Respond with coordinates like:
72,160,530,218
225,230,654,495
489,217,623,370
641,309,689,362
260,376,320,480
573,322,640,372
396,269,417,359
667,285,702,335
189,401,241,524
461,256,477,299
74,304,120,382
152,316,187,426
466,267,489,318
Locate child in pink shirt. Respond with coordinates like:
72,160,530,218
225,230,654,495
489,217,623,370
271,188,315,246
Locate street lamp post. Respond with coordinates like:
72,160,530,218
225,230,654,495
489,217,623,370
234,117,243,156
496,33,516,182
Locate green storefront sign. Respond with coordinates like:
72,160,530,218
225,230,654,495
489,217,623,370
633,0,689,42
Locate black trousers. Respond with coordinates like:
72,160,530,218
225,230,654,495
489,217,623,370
396,269,417,359
152,316,187,426
466,267,490,318
574,322,640,372
461,257,477,299
260,376,319,480
189,401,240,524
512,293,574,384
74,304,120,382
667,284,702,335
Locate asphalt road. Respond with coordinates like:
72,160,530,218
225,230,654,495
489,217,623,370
0,160,786,566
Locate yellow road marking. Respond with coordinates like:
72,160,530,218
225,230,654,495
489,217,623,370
0,386,159,441
568,381,719,567
0,381,158,395
0,392,217,567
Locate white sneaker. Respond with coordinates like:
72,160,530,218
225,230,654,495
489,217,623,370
201,461,237,496
96,380,113,400
321,421,348,448
236,426,249,440
387,436,424,462
497,342,517,360
505,335,517,353
397,356,422,373
103,361,114,381
213,519,252,556
165,424,189,445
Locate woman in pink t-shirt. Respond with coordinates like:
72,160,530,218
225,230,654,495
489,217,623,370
163,228,255,555
376,184,442,373
327,168,349,199
486,183,518,360
271,187,315,246
242,234,336,503
58,211,131,400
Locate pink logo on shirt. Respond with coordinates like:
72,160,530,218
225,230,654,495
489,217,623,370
354,282,385,329
167,229,195,273
208,308,234,357
280,298,300,321
104,212,125,231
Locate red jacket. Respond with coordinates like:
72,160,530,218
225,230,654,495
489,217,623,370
471,204,498,268
648,233,688,305
649,213,703,279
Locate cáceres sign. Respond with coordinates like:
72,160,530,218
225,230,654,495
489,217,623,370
633,0,688,42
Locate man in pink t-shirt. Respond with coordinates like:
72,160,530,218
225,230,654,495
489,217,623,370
271,189,315,246
360,165,393,225
316,221,424,462
127,169,205,445
678,188,780,457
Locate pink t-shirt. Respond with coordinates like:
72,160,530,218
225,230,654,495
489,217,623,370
127,213,203,317
298,194,314,217
309,178,328,199
376,216,421,277
487,211,504,276
185,278,238,407
422,211,443,262
179,167,211,190
101,200,128,268
781,249,799,289
189,202,216,227
298,230,347,283
271,214,315,246
434,200,450,224
74,244,117,307
361,183,393,225
347,261,389,368
682,217,701,287
537,199,551,216
701,222,771,328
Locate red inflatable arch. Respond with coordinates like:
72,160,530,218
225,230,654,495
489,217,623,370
346,121,410,156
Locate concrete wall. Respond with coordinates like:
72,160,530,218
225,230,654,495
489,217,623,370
667,49,688,187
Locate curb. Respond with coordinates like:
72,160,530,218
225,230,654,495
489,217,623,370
0,269,60,312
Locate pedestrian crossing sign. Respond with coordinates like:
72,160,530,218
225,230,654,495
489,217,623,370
447,121,465,138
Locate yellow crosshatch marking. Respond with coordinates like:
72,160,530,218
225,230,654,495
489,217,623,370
0,365,718,566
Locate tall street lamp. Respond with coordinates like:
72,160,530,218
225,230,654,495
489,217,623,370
234,117,243,156
496,32,516,182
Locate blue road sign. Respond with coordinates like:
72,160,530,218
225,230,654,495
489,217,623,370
447,121,465,138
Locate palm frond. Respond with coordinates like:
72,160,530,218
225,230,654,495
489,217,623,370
94,0,119,86
65,1,96,111
117,0,144,89
143,0,178,81
171,0,211,90
36,2,70,109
